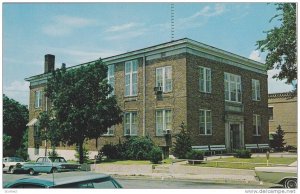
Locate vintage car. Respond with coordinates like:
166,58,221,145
255,163,297,188
4,172,123,188
3,157,25,174
18,156,81,175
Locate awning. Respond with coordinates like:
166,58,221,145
26,118,38,126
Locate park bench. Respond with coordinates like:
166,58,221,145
245,144,258,152
209,145,227,155
192,145,211,156
257,143,270,152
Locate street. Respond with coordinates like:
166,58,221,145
2,172,272,189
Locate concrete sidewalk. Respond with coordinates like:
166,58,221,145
93,162,258,184
93,152,297,185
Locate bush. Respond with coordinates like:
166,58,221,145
123,136,154,160
75,145,89,163
101,143,120,159
149,146,163,164
48,149,59,157
186,150,204,160
172,124,192,159
234,149,252,158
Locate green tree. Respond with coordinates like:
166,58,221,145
16,128,29,160
3,94,29,155
270,125,286,151
3,134,12,151
172,123,192,159
257,3,297,92
38,111,61,154
44,59,123,164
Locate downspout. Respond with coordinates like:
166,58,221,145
143,54,146,136
45,96,48,156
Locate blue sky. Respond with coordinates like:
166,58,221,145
3,2,294,105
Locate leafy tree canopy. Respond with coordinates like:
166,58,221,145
3,94,29,153
44,59,123,163
257,3,297,91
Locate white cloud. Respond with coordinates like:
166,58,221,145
106,22,139,32
177,4,226,30
268,69,294,93
42,15,95,36
3,81,30,105
104,22,146,41
249,50,263,63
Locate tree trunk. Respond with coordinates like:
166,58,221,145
78,141,84,164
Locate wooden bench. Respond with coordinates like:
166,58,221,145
210,145,226,155
192,145,211,155
245,144,258,152
258,143,270,152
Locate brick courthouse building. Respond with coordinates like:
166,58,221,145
25,38,269,160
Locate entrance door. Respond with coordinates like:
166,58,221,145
230,123,241,150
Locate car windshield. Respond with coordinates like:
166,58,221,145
49,157,67,163
7,157,24,162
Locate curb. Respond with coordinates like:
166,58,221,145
103,172,262,186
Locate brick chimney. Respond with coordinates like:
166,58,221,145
44,54,55,73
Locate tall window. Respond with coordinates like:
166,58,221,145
252,79,261,101
107,65,115,96
124,112,137,136
199,109,212,135
268,107,274,120
199,66,211,93
156,66,172,92
34,90,42,108
34,124,40,137
34,143,39,155
253,114,261,136
125,60,138,96
224,73,242,102
156,109,172,136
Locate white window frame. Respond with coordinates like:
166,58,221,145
156,109,172,136
252,79,261,101
268,106,274,121
124,112,138,136
224,72,242,103
199,109,212,135
107,64,115,97
253,114,261,136
125,60,138,97
199,66,211,93
156,66,172,93
103,126,115,136
34,90,42,108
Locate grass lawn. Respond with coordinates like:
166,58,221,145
99,158,173,165
193,157,297,170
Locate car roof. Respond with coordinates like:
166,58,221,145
6,172,112,187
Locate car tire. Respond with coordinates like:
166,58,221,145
29,169,35,176
285,178,297,188
9,166,14,174
51,168,58,173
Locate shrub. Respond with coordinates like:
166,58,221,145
75,145,89,163
186,150,204,160
123,136,154,160
172,124,192,159
235,149,252,158
101,143,120,159
149,146,163,164
48,149,59,157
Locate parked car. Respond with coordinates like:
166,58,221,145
255,163,297,188
4,172,123,188
17,156,81,175
3,157,25,174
